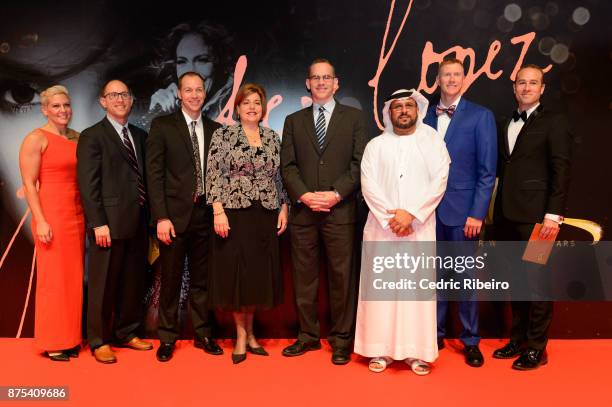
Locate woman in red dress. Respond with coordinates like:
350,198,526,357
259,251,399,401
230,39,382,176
19,85,85,361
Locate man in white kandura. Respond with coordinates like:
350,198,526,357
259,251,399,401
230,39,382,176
354,89,450,375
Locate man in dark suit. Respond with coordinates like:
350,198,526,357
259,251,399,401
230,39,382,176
492,64,572,370
146,71,222,362
281,58,367,365
424,58,497,367
77,80,152,364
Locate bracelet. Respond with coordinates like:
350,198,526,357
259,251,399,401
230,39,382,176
213,210,225,216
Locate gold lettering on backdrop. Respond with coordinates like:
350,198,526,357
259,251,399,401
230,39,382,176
216,55,283,127
369,1,552,130
368,0,414,131
418,40,503,94
215,55,248,126
262,95,283,128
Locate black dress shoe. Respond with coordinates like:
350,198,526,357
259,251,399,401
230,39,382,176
437,338,445,350
493,342,522,359
282,340,322,357
232,352,247,364
194,337,223,355
331,348,351,365
247,344,269,356
63,345,80,358
46,352,70,362
512,348,548,371
464,345,484,367
156,343,174,362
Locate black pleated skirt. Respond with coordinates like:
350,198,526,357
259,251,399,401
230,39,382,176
208,202,283,310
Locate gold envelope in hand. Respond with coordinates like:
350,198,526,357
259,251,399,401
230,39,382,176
522,223,559,265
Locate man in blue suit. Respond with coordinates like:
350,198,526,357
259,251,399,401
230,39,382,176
424,58,497,367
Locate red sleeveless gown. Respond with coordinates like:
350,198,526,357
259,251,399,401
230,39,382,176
31,129,85,351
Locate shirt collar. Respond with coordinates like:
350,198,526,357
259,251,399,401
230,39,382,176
518,103,540,119
439,95,461,109
313,98,336,113
181,109,201,127
106,114,128,135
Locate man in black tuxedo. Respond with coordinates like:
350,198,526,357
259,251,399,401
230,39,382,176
146,71,222,362
281,58,367,365
77,80,152,364
492,64,572,370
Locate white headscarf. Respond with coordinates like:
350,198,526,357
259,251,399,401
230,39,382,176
381,88,429,134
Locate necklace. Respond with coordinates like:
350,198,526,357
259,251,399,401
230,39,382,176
243,127,262,146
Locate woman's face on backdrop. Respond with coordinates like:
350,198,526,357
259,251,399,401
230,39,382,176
175,33,214,93
0,7,113,226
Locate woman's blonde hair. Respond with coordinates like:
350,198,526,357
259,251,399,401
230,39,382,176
40,85,70,106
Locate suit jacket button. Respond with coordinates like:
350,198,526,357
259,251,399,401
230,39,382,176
506,160,511,164
319,160,324,165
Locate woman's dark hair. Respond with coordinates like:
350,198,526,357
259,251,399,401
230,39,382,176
152,20,235,97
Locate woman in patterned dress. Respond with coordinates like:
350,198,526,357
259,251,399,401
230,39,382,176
206,83,289,364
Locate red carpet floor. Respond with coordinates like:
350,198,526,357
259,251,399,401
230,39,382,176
0,338,610,407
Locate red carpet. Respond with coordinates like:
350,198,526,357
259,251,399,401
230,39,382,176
0,338,610,406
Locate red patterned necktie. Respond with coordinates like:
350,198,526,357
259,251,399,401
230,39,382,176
435,104,456,118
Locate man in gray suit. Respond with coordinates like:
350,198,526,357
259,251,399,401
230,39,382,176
281,58,367,365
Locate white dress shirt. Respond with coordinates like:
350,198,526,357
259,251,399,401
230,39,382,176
312,98,336,133
107,115,138,165
506,103,562,223
507,103,539,154
436,95,461,140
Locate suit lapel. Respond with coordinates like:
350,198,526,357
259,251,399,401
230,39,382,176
127,124,145,176
321,103,343,153
102,117,134,169
442,98,466,145
510,104,543,156
502,118,511,159
424,105,439,132
301,107,321,154
202,117,215,151
174,111,197,169
202,117,217,171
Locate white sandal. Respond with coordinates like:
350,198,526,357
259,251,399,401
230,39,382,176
368,356,393,373
405,358,431,376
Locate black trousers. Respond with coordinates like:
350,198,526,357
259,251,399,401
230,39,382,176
289,220,356,350
157,204,213,343
87,214,148,349
495,218,553,351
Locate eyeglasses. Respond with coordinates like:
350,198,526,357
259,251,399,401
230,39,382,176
308,75,336,82
103,92,131,100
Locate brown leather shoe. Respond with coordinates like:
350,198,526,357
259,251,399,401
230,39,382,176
94,345,117,364
120,337,153,351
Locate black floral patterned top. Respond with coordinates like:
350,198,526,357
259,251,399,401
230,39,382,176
205,124,289,209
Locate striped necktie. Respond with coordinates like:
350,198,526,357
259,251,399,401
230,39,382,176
121,127,146,206
315,106,326,149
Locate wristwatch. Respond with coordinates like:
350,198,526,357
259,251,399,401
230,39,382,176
333,190,342,202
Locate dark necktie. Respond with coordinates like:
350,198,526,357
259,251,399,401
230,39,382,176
315,106,326,149
190,121,204,199
512,110,528,122
435,104,456,118
121,127,146,206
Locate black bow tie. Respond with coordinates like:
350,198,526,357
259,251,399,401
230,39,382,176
512,110,528,122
